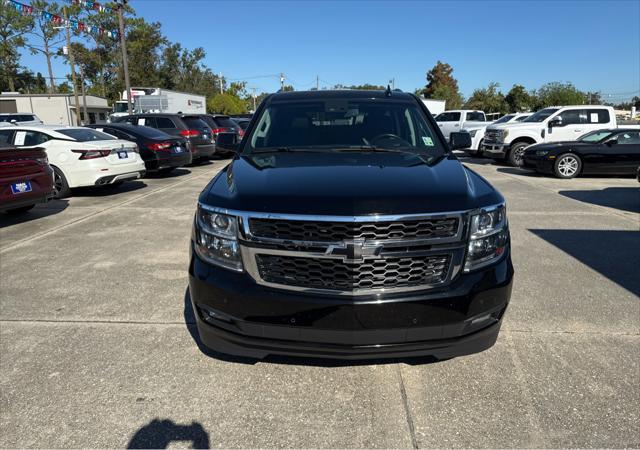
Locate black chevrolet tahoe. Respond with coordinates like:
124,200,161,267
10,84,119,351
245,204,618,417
189,90,513,361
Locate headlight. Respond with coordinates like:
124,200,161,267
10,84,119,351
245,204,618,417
464,204,509,272
194,205,243,271
469,129,478,137
497,130,509,142
536,149,549,156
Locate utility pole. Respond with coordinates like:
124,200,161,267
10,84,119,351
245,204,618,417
219,72,223,95
390,78,395,90
251,87,256,111
79,66,89,123
62,6,81,125
115,0,132,115
280,73,285,91
316,75,319,90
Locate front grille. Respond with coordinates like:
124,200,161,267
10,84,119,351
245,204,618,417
484,130,502,142
256,254,450,292
249,218,459,242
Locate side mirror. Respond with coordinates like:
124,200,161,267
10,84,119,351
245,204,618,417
606,139,618,146
449,131,472,150
548,118,562,128
215,132,239,153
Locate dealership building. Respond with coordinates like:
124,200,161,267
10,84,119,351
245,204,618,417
0,93,112,125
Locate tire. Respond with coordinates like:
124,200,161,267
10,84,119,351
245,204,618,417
5,204,35,214
554,153,582,179
508,141,530,167
52,166,71,199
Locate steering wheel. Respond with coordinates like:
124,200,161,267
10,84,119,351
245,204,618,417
369,133,412,148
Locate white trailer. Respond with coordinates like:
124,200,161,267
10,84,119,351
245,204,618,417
420,98,446,116
110,87,206,121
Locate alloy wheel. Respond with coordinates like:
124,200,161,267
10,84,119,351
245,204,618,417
558,156,579,177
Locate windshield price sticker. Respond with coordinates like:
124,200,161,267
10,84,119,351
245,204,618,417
422,136,434,146
15,131,26,146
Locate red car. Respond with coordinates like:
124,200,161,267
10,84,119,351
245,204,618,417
0,145,54,214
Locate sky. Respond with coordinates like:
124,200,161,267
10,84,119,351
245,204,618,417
18,0,640,102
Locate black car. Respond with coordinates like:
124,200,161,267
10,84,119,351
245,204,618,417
197,114,241,155
231,117,250,139
114,114,216,160
86,123,192,173
188,89,513,361
523,128,640,178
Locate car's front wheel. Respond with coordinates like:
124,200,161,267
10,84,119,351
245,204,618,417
554,154,582,179
508,142,529,167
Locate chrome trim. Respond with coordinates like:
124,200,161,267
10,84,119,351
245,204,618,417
197,203,504,295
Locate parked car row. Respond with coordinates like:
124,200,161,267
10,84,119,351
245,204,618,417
450,105,640,178
0,112,251,213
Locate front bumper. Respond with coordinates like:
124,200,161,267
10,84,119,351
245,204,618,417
523,154,554,173
482,141,508,159
194,143,216,159
188,246,513,360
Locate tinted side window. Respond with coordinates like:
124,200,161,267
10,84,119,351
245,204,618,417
23,131,50,146
586,109,610,124
558,109,588,125
466,112,485,121
0,129,14,144
615,131,640,145
436,112,461,122
155,117,176,129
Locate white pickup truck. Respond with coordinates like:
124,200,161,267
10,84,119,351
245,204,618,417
482,105,621,166
435,110,490,141
463,112,532,156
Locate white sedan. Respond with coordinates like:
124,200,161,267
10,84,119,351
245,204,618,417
0,125,146,198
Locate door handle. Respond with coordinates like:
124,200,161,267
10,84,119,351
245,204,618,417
574,129,582,132
454,124,459,127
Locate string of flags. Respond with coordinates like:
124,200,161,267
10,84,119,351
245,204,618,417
69,0,113,14
2,0,119,40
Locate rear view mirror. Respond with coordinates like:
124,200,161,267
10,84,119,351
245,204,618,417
449,131,472,150
216,132,238,153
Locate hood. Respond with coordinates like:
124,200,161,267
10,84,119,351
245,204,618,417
202,152,503,216
487,121,538,131
525,141,590,152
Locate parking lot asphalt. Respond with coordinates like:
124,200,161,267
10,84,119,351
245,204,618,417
1,156,639,448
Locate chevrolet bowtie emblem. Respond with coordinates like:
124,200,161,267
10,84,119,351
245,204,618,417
326,240,382,263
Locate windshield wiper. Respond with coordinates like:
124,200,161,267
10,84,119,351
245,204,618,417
250,147,298,154
331,145,423,155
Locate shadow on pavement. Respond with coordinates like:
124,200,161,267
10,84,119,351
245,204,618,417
529,229,640,296
183,288,439,367
126,419,209,449
72,180,147,197
146,168,192,179
497,167,543,177
559,187,640,213
0,198,69,227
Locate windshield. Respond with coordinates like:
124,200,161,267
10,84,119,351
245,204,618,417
494,114,515,124
523,108,559,123
579,130,614,142
56,128,117,141
113,103,129,113
247,99,445,157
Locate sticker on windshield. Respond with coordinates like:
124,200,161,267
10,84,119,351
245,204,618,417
14,131,26,146
422,136,434,146
138,118,146,126
590,113,598,123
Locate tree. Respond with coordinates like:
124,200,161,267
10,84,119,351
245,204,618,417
420,61,463,109
585,91,602,105
207,94,247,115
57,81,71,93
505,84,534,112
281,85,294,92
533,82,586,109
126,19,166,87
0,1,33,92
464,82,507,114
26,0,64,93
